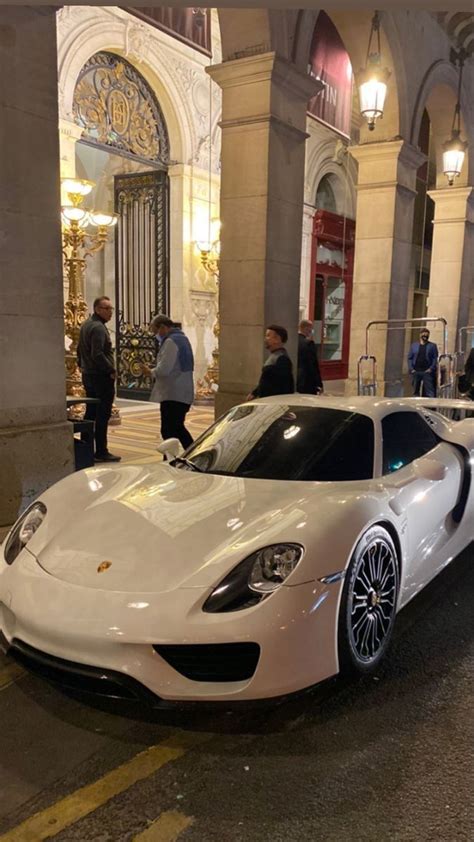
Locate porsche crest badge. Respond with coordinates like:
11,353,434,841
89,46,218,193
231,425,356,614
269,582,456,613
97,561,112,573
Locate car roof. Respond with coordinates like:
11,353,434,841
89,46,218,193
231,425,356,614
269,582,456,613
251,394,428,423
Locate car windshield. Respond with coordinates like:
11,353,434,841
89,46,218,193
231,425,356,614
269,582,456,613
181,404,374,481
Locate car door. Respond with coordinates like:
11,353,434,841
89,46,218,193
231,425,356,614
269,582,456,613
381,411,463,601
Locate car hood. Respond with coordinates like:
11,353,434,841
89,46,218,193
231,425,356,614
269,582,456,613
31,463,337,592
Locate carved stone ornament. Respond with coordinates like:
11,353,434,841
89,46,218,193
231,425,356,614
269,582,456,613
73,51,170,165
190,133,221,172
124,21,154,64
190,289,215,325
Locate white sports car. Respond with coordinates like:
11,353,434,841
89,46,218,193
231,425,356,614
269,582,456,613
1,396,473,704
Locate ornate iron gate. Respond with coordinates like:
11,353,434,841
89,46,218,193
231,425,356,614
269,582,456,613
114,170,169,399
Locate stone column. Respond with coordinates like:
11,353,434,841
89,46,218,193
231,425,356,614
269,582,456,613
426,187,474,353
0,7,74,526
208,53,319,414
348,140,425,395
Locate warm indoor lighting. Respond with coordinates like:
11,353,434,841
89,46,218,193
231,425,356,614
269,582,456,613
196,217,221,264
61,205,89,225
443,49,468,186
89,211,119,227
61,178,95,205
61,175,120,421
196,239,213,254
357,11,391,131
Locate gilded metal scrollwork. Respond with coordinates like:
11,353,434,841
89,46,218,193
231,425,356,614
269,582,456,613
117,317,157,397
73,52,170,165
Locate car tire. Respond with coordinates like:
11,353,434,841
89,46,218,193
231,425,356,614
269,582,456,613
338,525,399,676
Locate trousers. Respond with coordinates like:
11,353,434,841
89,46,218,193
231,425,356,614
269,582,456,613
160,400,193,449
82,371,115,457
412,371,436,398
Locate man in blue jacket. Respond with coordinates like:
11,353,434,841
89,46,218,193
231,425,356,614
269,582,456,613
143,315,194,449
408,328,438,397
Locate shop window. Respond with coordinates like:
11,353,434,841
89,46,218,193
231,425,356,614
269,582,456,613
310,210,355,380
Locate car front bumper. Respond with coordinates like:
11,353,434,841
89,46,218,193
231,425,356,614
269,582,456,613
0,548,343,701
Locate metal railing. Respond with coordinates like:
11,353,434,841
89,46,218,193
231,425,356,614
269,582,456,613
357,317,453,397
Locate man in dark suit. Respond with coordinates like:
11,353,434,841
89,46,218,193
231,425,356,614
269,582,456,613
407,328,438,398
297,319,323,394
247,325,294,399
77,296,121,462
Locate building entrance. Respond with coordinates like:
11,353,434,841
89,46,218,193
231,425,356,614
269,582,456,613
114,170,169,400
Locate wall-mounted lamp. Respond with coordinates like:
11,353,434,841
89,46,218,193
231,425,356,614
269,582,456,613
196,217,221,278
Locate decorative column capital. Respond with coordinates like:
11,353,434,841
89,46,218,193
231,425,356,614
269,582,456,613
427,186,474,224
350,139,426,196
208,52,320,99
349,139,425,168
208,52,320,137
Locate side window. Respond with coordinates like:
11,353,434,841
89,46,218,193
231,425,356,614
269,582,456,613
382,412,440,474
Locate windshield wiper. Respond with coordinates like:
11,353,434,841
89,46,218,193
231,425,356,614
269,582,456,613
171,456,204,473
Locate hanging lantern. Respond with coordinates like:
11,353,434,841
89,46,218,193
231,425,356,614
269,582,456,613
443,50,468,186
357,11,391,131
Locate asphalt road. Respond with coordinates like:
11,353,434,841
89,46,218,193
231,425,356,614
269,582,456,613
0,546,473,841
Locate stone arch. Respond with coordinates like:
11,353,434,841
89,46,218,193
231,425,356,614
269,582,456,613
305,139,357,219
292,9,405,140
73,52,170,166
216,8,291,61
410,59,472,186
57,11,192,163
314,167,356,219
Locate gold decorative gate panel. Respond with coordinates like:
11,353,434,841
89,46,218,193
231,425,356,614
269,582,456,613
74,52,170,165
114,170,169,399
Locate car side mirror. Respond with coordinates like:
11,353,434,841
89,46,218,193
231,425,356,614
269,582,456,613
413,459,447,482
157,438,183,460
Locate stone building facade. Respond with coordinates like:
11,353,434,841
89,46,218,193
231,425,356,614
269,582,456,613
0,6,472,523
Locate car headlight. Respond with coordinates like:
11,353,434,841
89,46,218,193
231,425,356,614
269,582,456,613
3,502,47,565
203,543,304,613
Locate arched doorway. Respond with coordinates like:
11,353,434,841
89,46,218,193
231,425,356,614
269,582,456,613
73,51,170,398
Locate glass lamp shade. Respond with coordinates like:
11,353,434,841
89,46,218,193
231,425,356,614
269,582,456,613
61,205,89,225
357,65,390,130
61,178,95,205
442,131,467,186
196,240,212,254
89,211,119,227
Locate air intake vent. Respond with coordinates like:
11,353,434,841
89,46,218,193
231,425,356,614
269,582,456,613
153,642,260,682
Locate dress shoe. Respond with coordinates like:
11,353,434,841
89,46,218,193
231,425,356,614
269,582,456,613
94,453,122,463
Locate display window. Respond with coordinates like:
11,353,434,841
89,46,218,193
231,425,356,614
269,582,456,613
310,209,355,380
